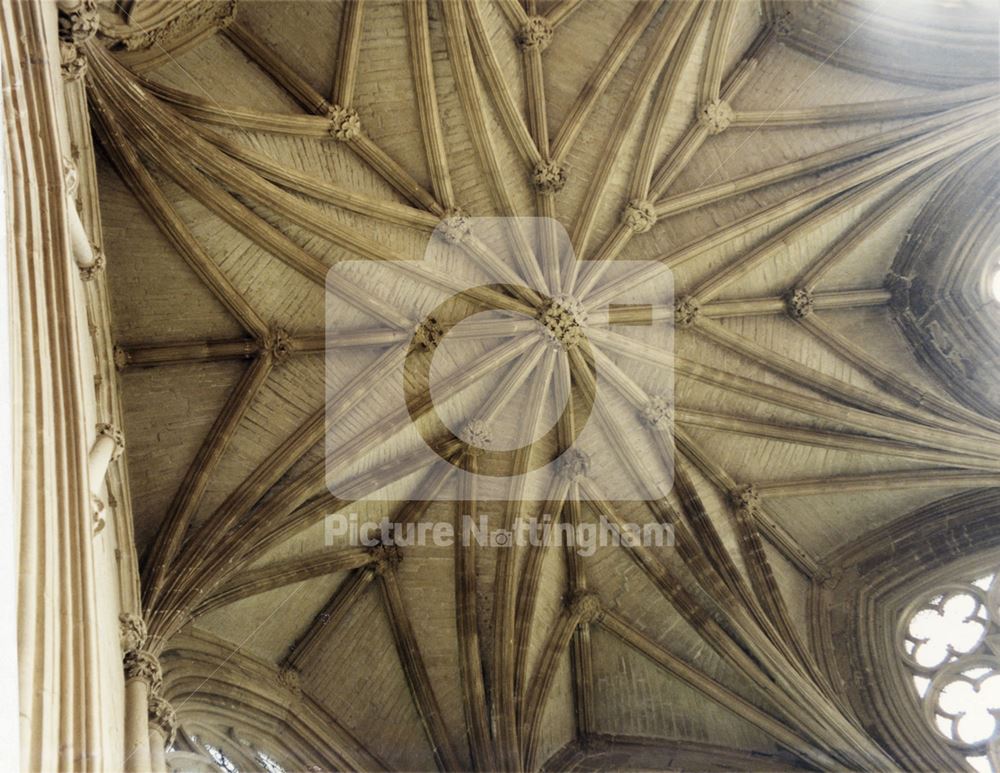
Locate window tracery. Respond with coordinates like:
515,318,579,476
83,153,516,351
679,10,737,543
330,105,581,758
188,731,288,773
899,571,1000,772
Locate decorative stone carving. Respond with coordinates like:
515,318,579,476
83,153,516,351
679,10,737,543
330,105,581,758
277,665,302,696
786,287,815,319
91,493,106,534
370,542,402,575
62,156,79,200
113,345,131,370
57,0,99,45
556,449,590,482
147,694,177,746
79,247,105,281
327,104,361,141
639,394,673,429
413,317,444,351
460,419,493,454
515,16,553,51
266,327,293,364
97,422,126,461
123,648,162,690
568,590,603,624
59,41,87,81
439,208,471,245
621,199,657,234
730,484,760,514
698,99,733,135
538,294,587,350
674,296,701,328
773,11,794,37
116,0,238,52
119,613,148,653
530,160,567,195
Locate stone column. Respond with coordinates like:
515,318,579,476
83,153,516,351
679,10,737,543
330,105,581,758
123,648,161,773
87,423,124,533
147,694,176,773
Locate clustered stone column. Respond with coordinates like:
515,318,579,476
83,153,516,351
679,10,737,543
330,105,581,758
56,0,104,281
147,694,177,773
120,614,173,773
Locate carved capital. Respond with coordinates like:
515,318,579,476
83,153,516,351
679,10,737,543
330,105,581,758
58,0,98,45
439,208,471,245
119,612,148,652
516,16,553,51
327,105,361,141
265,327,293,364
538,294,587,350
60,41,88,81
674,296,701,328
97,422,126,461
530,160,567,195
698,99,733,135
557,449,590,482
123,648,162,690
148,694,177,745
567,590,603,624
370,542,402,575
639,394,673,430
412,317,444,351
786,287,815,319
621,199,657,234
79,248,105,281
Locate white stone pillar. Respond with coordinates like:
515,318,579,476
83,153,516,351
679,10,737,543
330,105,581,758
123,649,160,773
87,423,124,533
147,695,175,773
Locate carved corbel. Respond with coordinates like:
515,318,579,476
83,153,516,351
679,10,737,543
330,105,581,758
119,612,148,653
57,0,99,45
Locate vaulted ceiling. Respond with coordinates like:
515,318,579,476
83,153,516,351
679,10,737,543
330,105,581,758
84,0,1000,770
